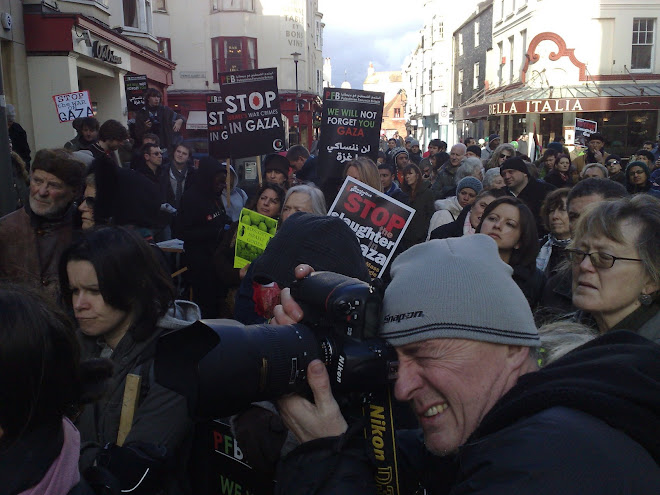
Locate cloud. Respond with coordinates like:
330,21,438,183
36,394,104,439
319,0,424,89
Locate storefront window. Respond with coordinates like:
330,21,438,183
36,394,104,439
577,111,658,157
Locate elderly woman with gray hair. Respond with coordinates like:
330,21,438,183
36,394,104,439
483,167,506,190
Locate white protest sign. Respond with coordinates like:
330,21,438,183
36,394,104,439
52,90,94,123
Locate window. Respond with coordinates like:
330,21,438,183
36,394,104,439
212,0,254,11
157,37,171,59
394,108,401,118
632,18,655,71
212,37,257,81
437,20,444,40
123,0,138,28
473,62,480,89
429,68,433,92
458,69,464,95
315,20,323,50
521,29,527,62
154,0,166,11
475,22,480,47
509,36,515,82
498,41,504,85
458,33,464,55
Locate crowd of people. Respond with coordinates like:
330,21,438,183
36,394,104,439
2,96,660,494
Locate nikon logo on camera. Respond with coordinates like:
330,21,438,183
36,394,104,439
383,311,425,324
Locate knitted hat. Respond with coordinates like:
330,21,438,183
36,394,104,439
488,134,500,142
409,138,419,147
466,145,482,156
380,235,539,347
500,157,529,176
546,142,563,153
625,160,650,179
391,147,409,163
251,212,370,288
457,176,483,195
263,153,290,176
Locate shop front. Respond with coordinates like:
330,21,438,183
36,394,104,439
455,89,660,158
24,12,174,150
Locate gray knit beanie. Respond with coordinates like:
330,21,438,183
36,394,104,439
457,176,483,195
380,235,539,347
391,147,409,163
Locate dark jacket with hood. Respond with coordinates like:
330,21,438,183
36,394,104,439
76,301,199,495
400,181,435,250
275,331,660,495
134,104,185,152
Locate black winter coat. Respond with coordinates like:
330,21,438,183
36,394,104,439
275,331,660,495
429,205,471,240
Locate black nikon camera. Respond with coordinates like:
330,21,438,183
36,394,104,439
154,271,399,419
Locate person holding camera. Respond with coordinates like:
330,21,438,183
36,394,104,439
272,235,660,494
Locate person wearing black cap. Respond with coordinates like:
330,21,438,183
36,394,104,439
264,153,290,188
573,132,609,176
481,134,501,161
500,156,555,235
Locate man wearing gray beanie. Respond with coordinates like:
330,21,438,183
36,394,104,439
272,235,660,494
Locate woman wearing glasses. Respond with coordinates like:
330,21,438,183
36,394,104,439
566,195,660,340
624,160,660,198
485,143,516,170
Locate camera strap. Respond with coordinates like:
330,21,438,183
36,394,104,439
363,388,400,495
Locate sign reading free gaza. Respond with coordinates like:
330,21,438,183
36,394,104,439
218,68,286,159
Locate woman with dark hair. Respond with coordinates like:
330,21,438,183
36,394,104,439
0,283,112,495
477,196,546,307
59,226,199,494
536,188,571,277
400,164,435,250
544,154,574,188
625,160,660,198
214,182,286,317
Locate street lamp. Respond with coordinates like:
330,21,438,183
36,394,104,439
291,52,301,145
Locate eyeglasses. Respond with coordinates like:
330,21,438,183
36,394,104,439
499,154,511,159
628,169,645,176
606,161,620,166
565,248,642,269
82,196,96,208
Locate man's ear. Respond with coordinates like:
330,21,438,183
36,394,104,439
506,345,531,368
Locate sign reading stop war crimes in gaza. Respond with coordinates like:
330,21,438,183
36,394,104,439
329,177,414,279
218,68,285,159
318,88,384,180
207,93,231,159
52,90,94,123
124,74,147,111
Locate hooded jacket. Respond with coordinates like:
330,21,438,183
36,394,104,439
76,300,200,495
275,331,660,495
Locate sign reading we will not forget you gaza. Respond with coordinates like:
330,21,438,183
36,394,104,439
318,88,384,184
218,68,286,159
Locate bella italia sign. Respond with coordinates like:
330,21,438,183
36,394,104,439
489,98,584,115
92,41,122,64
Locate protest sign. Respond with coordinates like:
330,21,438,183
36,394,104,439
234,207,278,268
189,419,275,495
328,177,414,279
218,68,285,158
207,93,231,159
318,88,384,184
52,90,93,123
574,118,597,147
124,74,148,111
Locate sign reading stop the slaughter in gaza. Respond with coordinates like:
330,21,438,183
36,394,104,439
329,177,415,279
318,88,384,183
218,68,286,159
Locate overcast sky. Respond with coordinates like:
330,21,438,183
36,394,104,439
318,0,425,90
